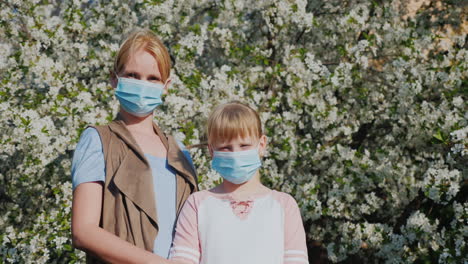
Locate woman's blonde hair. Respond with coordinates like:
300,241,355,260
113,29,171,83
207,101,263,146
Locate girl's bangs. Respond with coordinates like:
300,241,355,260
209,109,260,145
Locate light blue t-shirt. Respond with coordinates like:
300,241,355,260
71,127,194,258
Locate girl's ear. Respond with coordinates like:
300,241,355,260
259,135,267,157
163,78,172,95
110,70,118,88
208,143,214,158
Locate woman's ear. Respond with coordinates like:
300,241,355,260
163,78,172,95
259,135,267,157
110,70,118,89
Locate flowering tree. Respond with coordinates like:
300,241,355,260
0,0,466,263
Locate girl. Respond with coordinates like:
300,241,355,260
169,101,309,264
71,29,198,263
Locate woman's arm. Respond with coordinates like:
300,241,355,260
72,182,172,264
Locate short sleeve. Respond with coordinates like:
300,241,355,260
169,194,200,264
283,195,309,264
176,140,196,171
71,127,105,190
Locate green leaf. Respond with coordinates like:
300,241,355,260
432,130,445,143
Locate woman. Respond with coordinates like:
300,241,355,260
71,29,198,263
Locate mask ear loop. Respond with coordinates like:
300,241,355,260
110,70,119,89
162,78,171,95
256,141,264,158
257,136,267,157
111,63,123,81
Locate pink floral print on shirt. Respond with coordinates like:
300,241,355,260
229,200,254,220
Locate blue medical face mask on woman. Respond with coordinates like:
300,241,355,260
115,77,164,117
211,146,262,184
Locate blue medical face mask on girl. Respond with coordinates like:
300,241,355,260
115,77,164,117
211,146,262,184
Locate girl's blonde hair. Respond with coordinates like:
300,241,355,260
113,29,171,83
207,101,262,146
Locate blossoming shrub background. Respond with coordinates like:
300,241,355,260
0,0,467,263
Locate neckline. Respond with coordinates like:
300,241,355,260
204,188,274,201
144,153,167,159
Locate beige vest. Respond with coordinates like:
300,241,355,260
86,117,198,263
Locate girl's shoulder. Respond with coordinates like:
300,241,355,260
183,189,214,207
187,188,299,205
270,190,300,209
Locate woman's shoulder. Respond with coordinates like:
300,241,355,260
75,127,103,151
173,138,197,172
72,127,106,189
175,139,187,151
79,126,101,139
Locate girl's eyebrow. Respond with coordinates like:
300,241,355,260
123,71,139,76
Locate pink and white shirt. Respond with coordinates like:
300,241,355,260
169,189,309,264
